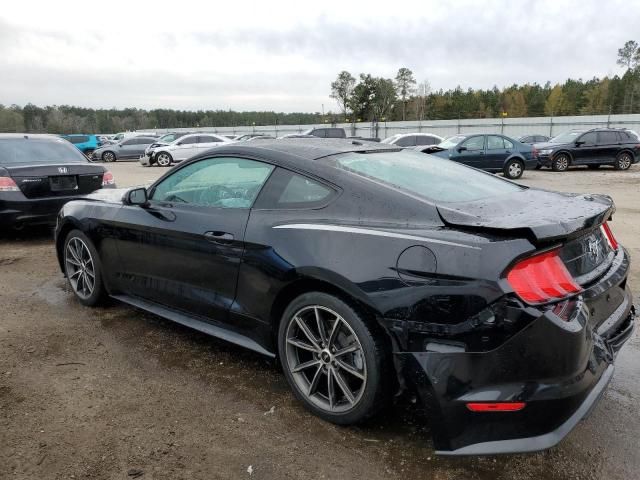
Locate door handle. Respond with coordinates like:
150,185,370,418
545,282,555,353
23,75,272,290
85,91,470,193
203,231,234,244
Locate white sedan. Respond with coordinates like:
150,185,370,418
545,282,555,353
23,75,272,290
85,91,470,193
140,133,232,167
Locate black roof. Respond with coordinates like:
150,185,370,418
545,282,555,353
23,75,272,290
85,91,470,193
215,138,400,161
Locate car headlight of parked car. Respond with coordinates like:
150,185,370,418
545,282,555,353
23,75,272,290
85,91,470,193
539,149,553,155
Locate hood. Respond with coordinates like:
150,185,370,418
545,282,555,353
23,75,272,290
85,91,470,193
437,188,614,242
533,141,565,149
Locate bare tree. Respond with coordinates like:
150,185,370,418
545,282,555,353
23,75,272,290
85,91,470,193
416,80,431,120
395,68,417,121
330,71,356,121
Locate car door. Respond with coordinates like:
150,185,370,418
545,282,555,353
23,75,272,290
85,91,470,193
485,135,509,170
117,138,138,158
130,138,151,158
196,135,225,153
112,156,275,325
572,131,598,164
451,135,486,168
171,136,199,161
596,131,621,163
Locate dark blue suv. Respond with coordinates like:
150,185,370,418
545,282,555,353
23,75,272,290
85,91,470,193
419,133,537,179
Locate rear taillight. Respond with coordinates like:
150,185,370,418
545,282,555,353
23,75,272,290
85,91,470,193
0,176,19,192
506,249,581,304
601,222,618,251
102,171,115,186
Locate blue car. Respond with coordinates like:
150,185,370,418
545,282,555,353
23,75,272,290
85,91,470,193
59,134,102,156
418,133,538,179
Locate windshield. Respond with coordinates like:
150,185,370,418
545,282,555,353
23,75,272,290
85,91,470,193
549,131,584,143
159,133,180,143
380,134,401,144
0,138,88,165
437,135,467,149
325,150,524,203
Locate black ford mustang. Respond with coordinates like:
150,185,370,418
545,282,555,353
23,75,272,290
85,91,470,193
0,134,115,230
54,139,635,455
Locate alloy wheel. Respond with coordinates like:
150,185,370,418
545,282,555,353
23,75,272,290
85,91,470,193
103,152,115,162
157,153,171,167
65,237,96,300
285,305,367,413
618,153,632,170
555,155,569,171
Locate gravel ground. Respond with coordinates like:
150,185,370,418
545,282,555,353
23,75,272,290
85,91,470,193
1,161,639,480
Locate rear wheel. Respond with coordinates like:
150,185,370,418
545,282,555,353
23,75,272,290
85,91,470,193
102,151,116,163
552,153,570,172
587,164,601,170
278,292,391,425
615,152,633,170
503,159,524,179
156,152,173,167
63,230,105,307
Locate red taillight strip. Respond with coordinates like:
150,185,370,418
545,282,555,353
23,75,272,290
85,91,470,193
466,402,526,412
601,222,618,251
506,249,581,304
102,171,115,186
0,176,19,192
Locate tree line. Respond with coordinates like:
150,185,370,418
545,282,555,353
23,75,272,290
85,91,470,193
1,40,639,134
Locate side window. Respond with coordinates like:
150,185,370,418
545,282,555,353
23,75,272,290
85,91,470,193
121,139,136,146
310,129,325,138
415,136,432,146
396,136,415,147
461,136,485,151
503,138,514,149
198,136,219,143
150,157,274,209
597,131,618,144
578,132,597,145
486,135,505,150
255,168,336,209
179,136,198,145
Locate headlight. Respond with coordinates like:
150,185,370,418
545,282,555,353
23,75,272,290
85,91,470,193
538,149,553,155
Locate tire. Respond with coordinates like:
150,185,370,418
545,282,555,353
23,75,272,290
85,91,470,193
614,152,633,170
63,230,106,307
587,164,601,170
503,159,524,179
102,151,116,163
278,292,391,425
552,153,570,172
156,152,173,167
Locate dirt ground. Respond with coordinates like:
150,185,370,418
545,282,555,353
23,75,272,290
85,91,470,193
1,161,639,480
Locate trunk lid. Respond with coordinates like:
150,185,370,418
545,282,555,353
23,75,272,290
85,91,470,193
6,162,106,199
437,188,614,243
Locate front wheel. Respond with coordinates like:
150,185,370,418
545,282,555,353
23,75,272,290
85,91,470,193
615,152,633,170
63,230,106,307
552,153,570,172
102,151,116,163
503,159,524,179
278,292,391,425
156,152,173,167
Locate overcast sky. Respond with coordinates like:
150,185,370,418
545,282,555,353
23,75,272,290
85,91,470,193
0,0,637,113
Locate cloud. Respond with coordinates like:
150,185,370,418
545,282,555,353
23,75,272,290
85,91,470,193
0,0,636,112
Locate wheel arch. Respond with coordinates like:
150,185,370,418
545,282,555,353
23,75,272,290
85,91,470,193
552,149,573,163
617,148,636,160
501,154,526,167
269,274,403,393
55,218,83,273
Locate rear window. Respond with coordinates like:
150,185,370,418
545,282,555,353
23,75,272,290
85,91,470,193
0,138,88,165
325,150,524,203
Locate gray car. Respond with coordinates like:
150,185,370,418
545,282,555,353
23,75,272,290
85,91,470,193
91,136,157,162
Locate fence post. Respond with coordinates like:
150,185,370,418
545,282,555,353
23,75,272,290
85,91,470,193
549,115,553,137
607,105,612,128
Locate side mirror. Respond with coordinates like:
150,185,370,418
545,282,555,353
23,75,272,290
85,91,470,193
176,141,183,146
125,187,148,206
457,146,467,152
575,140,585,146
